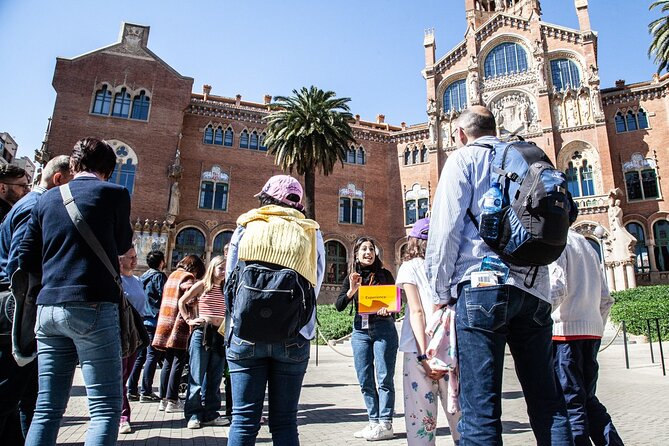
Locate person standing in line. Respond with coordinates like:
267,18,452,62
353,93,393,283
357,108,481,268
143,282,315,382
225,175,325,446
550,229,624,446
117,246,150,435
19,138,133,446
0,164,28,222
336,237,398,441
424,106,572,445
127,250,167,402
0,155,70,445
178,255,230,429
396,218,461,446
152,254,205,414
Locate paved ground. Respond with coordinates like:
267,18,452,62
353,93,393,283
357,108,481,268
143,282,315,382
56,325,668,445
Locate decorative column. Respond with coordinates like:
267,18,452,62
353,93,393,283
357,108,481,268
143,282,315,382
624,260,637,289
647,241,658,272
605,263,616,292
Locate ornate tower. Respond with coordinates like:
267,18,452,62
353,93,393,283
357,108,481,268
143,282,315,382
465,0,542,29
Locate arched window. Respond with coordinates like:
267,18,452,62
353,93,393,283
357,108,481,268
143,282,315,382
405,184,429,225
550,59,581,91
224,127,234,146
259,132,267,151
626,111,638,131
213,126,224,145
566,162,580,198
107,143,138,195
623,153,659,201
172,228,206,268
212,231,234,258
325,241,348,284
420,145,428,163
654,220,669,272
346,147,356,164
240,129,249,148
404,148,410,166
250,131,259,150
204,125,214,144
199,166,229,211
357,147,366,165
579,160,595,196
443,79,467,113
626,223,650,273
637,108,649,129
615,112,626,133
412,147,419,164
109,158,137,195
92,85,112,115
130,90,150,120
339,184,364,225
111,88,131,118
484,42,529,79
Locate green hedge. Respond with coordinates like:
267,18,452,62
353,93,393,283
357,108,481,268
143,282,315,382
610,285,669,341
314,302,406,345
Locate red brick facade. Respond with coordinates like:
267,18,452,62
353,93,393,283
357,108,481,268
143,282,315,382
42,2,669,300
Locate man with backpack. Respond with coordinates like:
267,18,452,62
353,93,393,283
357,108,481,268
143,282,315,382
224,174,325,446
425,106,574,445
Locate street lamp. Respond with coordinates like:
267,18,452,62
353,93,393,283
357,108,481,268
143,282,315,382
594,225,606,278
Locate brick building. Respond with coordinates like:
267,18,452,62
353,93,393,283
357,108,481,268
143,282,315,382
37,0,669,299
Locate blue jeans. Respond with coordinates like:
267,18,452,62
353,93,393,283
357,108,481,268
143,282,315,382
185,327,226,422
160,348,187,401
226,333,310,446
455,284,572,446
350,316,398,423
127,325,164,396
26,302,122,446
554,340,624,446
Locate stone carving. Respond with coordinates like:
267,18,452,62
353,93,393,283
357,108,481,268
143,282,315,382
552,99,565,128
489,92,536,134
166,182,180,225
590,86,603,118
564,95,579,127
588,64,600,83
535,56,546,88
578,91,591,124
427,98,437,116
468,71,480,104
468,54,478,70
494,0,505,11
428,115,437,143
533,39,543,56
607,190,636,262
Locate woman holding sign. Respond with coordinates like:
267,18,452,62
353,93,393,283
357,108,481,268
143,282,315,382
335,237,398,441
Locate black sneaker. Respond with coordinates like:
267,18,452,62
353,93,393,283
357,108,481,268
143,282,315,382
140,393,162,403
127,392,140,402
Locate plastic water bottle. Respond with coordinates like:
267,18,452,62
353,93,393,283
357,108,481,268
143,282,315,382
480,183,503,239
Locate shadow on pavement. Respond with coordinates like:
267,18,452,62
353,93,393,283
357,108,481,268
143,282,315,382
502,419,532,434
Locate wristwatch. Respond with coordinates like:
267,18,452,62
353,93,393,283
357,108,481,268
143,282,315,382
417,354,428,362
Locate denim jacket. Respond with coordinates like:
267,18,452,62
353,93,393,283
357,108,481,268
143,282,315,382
140,268,167,327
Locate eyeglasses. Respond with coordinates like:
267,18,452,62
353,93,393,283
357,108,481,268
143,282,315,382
1,182,30,189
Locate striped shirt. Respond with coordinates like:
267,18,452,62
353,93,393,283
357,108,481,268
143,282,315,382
424,135,550,304
199,284,226,318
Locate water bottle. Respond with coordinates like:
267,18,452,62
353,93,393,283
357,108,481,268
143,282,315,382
480,182,503,240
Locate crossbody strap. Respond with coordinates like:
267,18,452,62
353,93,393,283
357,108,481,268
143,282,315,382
59,184,122,290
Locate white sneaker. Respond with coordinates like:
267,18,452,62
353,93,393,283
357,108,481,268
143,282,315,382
158,399,167,411
366,422,393,441
119,421,132,434
187,418,201,429
202,416,231,427
354,422,377,439
165,400,184,413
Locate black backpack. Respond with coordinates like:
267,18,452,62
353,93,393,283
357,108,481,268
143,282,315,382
468,140,578,268
224,261,315,343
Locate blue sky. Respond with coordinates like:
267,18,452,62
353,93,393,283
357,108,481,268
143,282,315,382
0,0,660,161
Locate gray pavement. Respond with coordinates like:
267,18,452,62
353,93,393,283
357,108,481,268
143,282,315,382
55,329,668,445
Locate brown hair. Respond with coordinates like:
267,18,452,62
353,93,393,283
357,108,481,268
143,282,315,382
69,137,117,178
402,237,427,262
176,254,206,279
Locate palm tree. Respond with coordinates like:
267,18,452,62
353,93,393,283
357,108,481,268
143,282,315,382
263,86,356,220
649,0,669,73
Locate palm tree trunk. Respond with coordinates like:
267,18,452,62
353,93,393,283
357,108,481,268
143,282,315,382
304,168,316,220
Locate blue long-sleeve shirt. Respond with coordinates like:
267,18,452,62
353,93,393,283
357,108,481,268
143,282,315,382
0,186,47,284
424,135,550,304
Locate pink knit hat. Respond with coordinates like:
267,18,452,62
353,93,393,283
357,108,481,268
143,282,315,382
255,175,304,209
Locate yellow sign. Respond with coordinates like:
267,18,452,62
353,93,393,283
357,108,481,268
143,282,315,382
358,285,401,314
